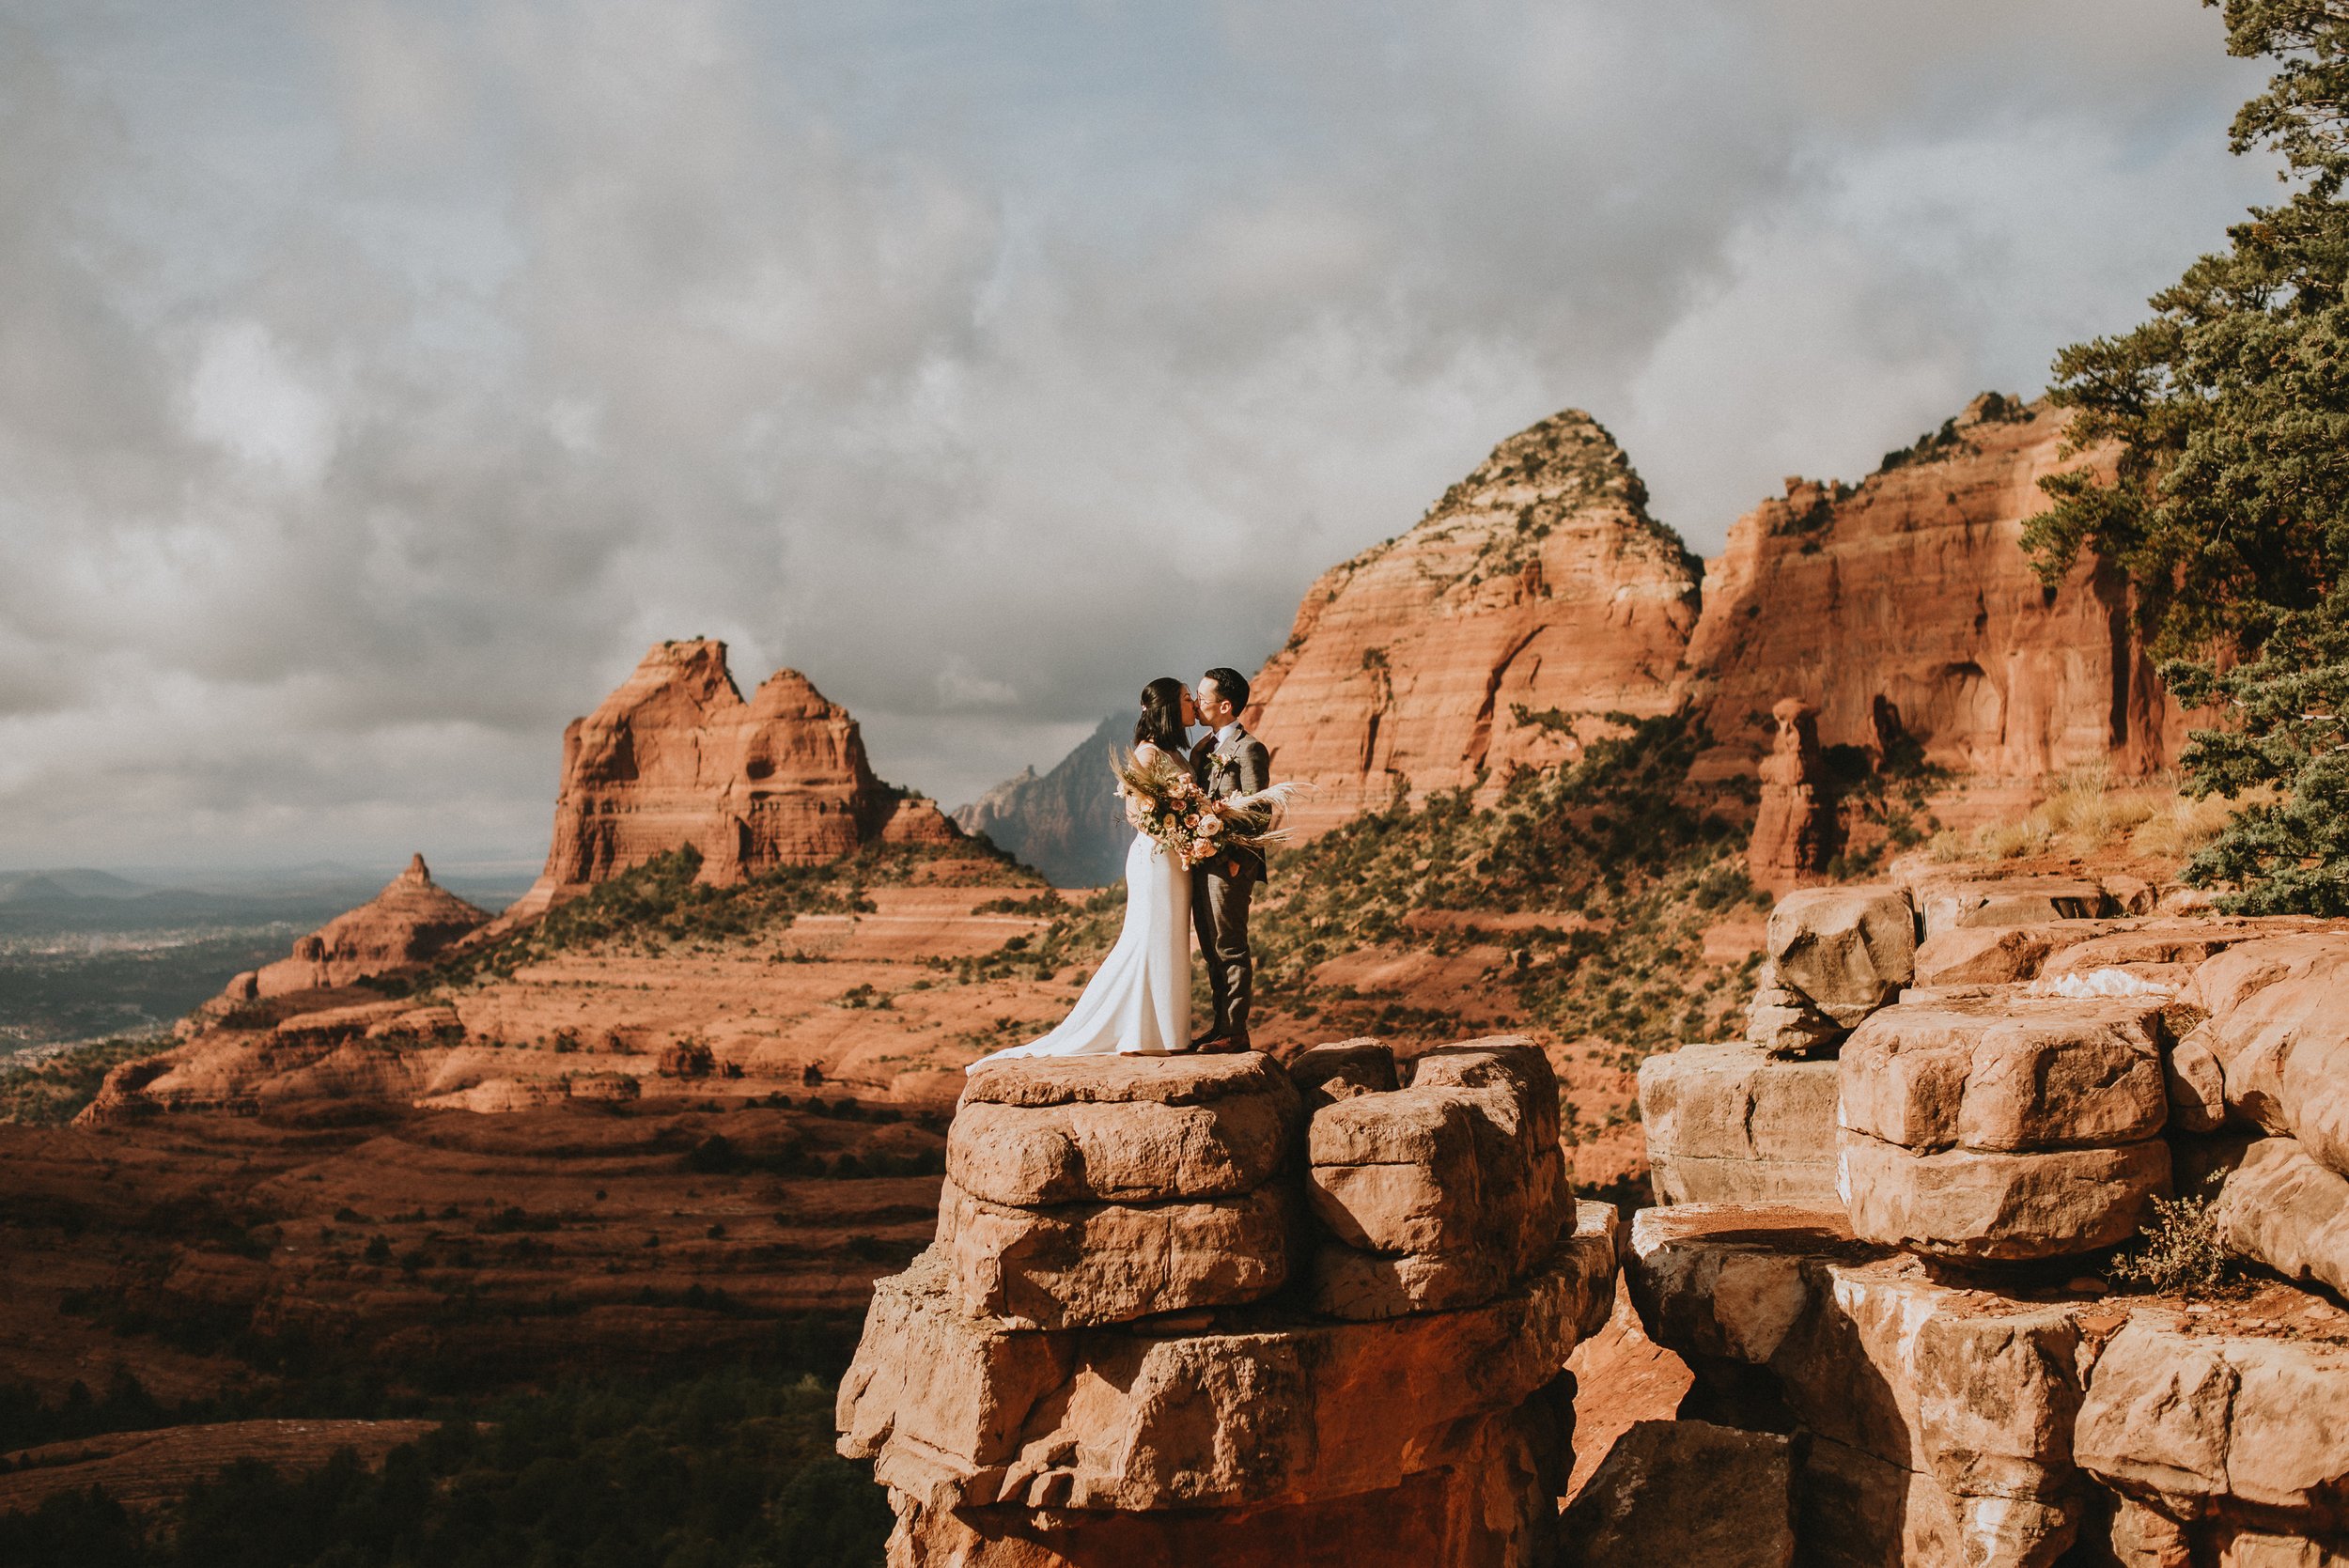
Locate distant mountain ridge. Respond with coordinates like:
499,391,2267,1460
952,713,1134,888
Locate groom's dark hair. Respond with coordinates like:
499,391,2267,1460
1202,666,1250,714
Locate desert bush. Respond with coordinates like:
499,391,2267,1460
2111,1192,2235,1296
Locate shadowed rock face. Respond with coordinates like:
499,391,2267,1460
952,712,1133,888
239,854,487,999
1247,411,1703,838
508,639,957,917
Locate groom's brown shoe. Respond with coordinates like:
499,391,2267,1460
1194,1034,1245,1054
1190,1030,1229,1049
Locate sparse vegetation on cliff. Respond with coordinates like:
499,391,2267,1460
2027,2,2349,913
410,841,1042,991
1252,710,1761,1053
0,1035,171,1126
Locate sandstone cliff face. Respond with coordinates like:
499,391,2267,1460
509,640,957,916
951,712,1131,887
1247,411,1703,837
1222,395,2185,844
1682,396,2179,783
232,854,487,1000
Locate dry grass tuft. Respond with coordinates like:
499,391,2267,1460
1927,768,2256,866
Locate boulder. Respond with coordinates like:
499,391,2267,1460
1638,1043,1840,1208
946,1055,1299,1206
2212,1136,2349,1301
937,1180,1292,1329
1560,1419,1795,1568
1838,994,2170,1154
1743,963,1845,1057
2185,935,2349,1177
1626,1204,2090,1568
1914,877,2113,939
2165,1035,2228,1135
1913,924,2064,988
2076,1314,2349,1542
1304,1039,1568,1318
1765,887,1918,1025
1287,1038,1400,1110
1838,1132,2169,1260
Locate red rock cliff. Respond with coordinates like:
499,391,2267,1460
1248,411,1703,837
508,640,957,919
1248,396,2186,839
1681,396,2183,783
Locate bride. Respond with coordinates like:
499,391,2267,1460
967,677,1201,1070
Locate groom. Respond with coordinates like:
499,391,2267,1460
1190,666,1271,1054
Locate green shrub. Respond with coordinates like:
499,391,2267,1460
2111,1193,2235,1296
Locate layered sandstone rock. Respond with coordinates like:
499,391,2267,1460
1837,993,2172,1260
1629,1204,2094,1568
1683,396,2181,785
2077,1313,2349,1557
507,640,957,917
1222,396,2186,853
1745,699,1833,895
841,1044,1620,1567
1305,1039,1570,1320
227,856,488,1000
1637,1043,1839,1208
942,1054,1301,1328
1560,1419,1796,1568
2183,931,2349,1173
2212,1135,2349,1301
1744,884,1916,1054
1246,411,1703,836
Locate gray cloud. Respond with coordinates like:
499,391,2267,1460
0,0,2279,868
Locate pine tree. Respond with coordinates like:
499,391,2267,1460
2027,1,2349,911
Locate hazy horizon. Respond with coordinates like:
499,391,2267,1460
0,1,2283,871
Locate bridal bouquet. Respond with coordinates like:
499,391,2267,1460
1112,750,1296,867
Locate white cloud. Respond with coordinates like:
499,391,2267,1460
0,0,2285,866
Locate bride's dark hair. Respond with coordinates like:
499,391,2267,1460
1134,676,1189,753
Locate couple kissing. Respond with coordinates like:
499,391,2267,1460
966,667,1290,1071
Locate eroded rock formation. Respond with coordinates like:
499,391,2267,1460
225,855,487,1001
838,1042,1617,1566
503,640,957,920
1245,411,1703,837
1682,396,2182,784
1233,395,2188,845
1626,879,2349,1566
1746,698,1833,894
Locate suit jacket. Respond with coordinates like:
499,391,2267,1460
1190,724,1273,883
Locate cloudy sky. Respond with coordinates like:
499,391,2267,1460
0,0,2280,874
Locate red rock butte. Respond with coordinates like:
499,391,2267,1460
1248,410,1703,837
232,854,488,1000
1249,396,2190,839
504,639,957,921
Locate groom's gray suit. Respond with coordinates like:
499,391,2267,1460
1190,723,1271,1045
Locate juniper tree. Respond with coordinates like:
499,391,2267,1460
2027,0,2349,912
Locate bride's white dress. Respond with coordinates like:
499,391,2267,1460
967,804,1191,1071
